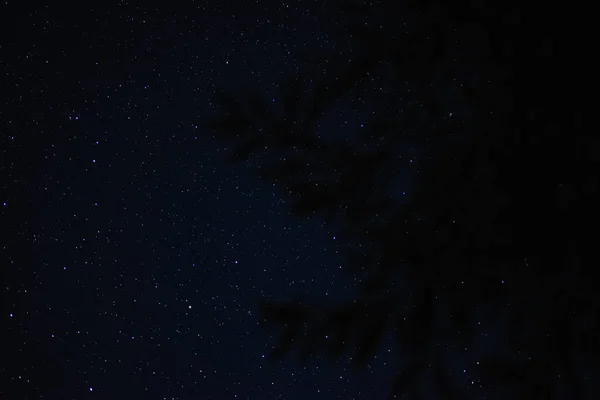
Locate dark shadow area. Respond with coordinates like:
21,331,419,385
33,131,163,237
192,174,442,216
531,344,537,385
204,1,597,398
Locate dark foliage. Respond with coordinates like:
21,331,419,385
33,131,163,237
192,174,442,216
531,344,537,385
205,1,597,398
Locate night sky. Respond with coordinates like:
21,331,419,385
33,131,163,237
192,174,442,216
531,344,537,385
0,1,594,400
0,2,402,399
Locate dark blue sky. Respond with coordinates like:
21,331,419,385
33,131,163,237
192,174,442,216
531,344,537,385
0,2,407,399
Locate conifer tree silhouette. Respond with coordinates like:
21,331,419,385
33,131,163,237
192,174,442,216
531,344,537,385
205,1,597,398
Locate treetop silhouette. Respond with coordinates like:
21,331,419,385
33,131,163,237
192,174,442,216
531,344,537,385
204,1,597,398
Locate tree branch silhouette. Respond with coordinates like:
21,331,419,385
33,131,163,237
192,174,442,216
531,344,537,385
203,1,597,398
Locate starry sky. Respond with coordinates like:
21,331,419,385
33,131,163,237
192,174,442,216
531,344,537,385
0,2,406,399
0,1,594,400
